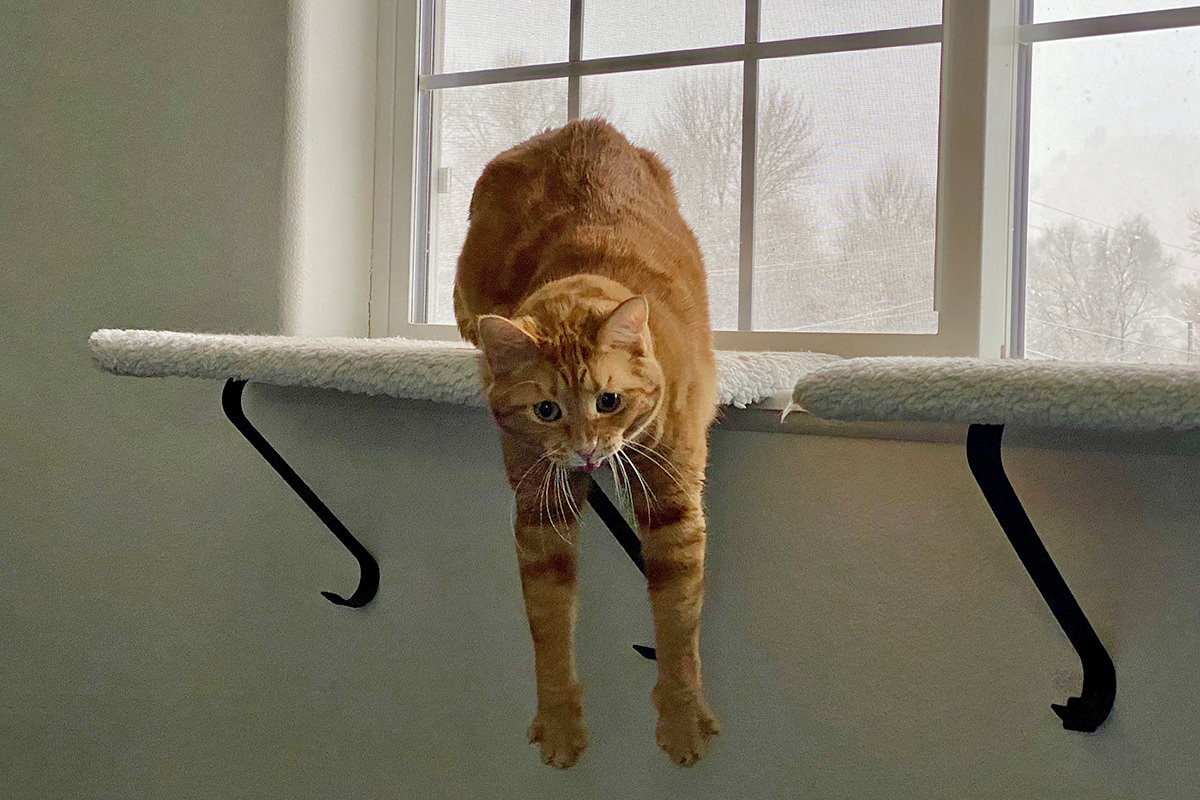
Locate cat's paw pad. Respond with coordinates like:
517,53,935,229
655,697,720,767
527,709,589,769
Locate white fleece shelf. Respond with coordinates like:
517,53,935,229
793,356,1200,431
89,328,842,409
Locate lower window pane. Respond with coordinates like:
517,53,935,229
1024,27,1200,363
581,63,743,331
425,80,568,324
753,45,941,333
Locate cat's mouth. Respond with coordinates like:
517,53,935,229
564,452,606,472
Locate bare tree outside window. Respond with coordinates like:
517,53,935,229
643,72,745,284
642,73,824,328
1027,215,1179,362
1024,21,1200,364
830,161,936,332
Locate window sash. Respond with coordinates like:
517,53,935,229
379,0,999,357
1006,3,1200,357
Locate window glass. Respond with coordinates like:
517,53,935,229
437,0,568,73
754,44,941,333
582,0,743,59
761,0,940,41
1024,26,1200,362
417,2,949,343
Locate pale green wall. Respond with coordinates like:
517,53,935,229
4,3,1200,798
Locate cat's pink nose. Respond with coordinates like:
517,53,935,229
577,449,599,471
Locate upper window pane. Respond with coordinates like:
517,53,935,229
1034,1,1200,23
754,44,941,333
762,0,940,42
437,0,568,73
1023,26,1200,362
582,0,743,59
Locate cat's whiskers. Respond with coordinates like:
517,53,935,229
551,466,565,539
513,455,554,556
617,448,656,520
552,465,576,543
611,455,633,517
609,453,638,534
514,453,553,493
559,465,582,520
544,462,580,544
538,461,556,537
624,440,687,493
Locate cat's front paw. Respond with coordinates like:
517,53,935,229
527,707,589,769
653,688,720,767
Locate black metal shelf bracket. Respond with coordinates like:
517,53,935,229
966,423,1116,732
221,379,380,608
586,478,657,660
218,380,651,657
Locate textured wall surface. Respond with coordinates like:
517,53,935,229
4,3,1200,798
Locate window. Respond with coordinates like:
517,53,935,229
1015,2,1200,363
374,1,1200,361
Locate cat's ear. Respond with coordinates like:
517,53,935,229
477,315,539,374
598,296,649,352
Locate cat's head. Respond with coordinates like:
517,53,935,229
476,295,663,471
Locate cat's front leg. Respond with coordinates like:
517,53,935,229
513,494,589,769
641,498,720,767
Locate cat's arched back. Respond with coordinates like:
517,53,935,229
453,118,712,362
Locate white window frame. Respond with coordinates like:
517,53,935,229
369,0,1200,358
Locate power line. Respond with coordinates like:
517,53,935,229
1027,218,1200,277
1029,198,1200,260
1027,316,1194,357
796,299,930,331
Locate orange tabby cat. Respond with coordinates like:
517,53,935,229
454,119,719,769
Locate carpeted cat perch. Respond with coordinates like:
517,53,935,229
89,328,842,409
791,356,1200,430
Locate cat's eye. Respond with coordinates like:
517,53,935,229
534,400,562,422
596,392,621,413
